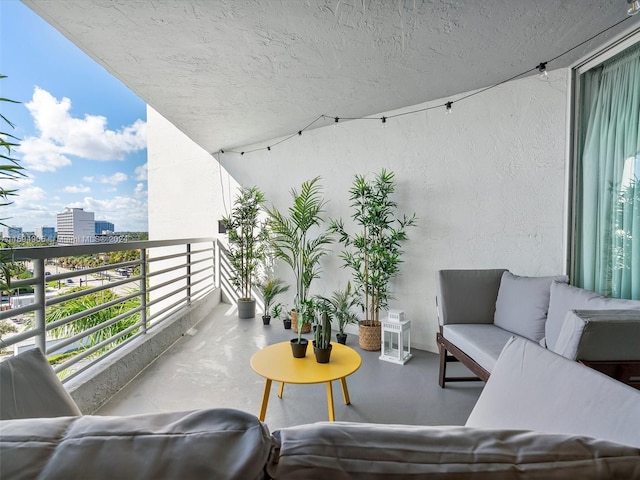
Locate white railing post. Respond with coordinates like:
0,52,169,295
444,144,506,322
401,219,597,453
33,259,47,353
186,243,192,304
140,248,148,333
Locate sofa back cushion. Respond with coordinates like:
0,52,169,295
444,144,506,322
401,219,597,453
270,422,640,479
0,408,272,480
553,309,640,361
437,269,507,325
493,272,568,342
466,337,640,448
545,282,640,351
0,348,81,420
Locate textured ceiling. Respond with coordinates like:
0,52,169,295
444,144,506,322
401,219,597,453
23,0,640,153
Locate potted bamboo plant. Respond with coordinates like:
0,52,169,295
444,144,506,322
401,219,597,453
315,282,359,344
258,278,289,325
268,177,333,354
222,186,269,319
330,169,416,351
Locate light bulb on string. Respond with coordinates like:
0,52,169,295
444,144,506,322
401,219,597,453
445,102,453,115
334,117,339,127
538,62,548,79
381,116,387,128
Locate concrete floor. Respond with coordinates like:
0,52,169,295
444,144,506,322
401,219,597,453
97,303,483,432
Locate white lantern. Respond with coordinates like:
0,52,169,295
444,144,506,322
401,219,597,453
379,318,412,365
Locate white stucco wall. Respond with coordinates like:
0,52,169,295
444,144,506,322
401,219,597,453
148,70,569,352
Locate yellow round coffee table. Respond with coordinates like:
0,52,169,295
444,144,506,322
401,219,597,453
250,341,361,422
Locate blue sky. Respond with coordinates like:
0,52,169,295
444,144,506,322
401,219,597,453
0,0,148,233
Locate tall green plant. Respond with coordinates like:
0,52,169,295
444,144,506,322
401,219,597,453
315,282,359,335
267,176,333,311
331,169,416,326
222,186,269,300
0,75,26,286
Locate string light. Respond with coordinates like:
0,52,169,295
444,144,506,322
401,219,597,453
538,62,548,79
215,15,632,158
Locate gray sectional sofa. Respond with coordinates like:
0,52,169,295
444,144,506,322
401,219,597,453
436,269,640,388
1,339,640,478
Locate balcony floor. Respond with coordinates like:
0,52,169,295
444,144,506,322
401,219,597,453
97,303,483,431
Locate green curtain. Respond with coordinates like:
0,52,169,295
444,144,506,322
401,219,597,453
575,42,640,300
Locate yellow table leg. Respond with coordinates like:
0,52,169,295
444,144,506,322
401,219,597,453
259,379,272,421
340,377,351,404
326,381,335,421
278,381,285,398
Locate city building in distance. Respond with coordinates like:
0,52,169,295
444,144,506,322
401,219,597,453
57,207,95,245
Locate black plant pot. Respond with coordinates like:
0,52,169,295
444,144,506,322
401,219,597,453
283,318,292,329
290,338,308,358
336,333,347,345
313,341,332,363
262,315,271,325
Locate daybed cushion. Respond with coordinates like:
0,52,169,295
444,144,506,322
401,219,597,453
545,282,640,350
269,422,640,479
441,324,515,372
0,408,272,480
0,348,82,420
493,272,568,342
467,337,640,448
553,309,640,361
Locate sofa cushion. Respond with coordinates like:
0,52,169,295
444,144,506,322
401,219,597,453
545,282,640,351
493,272,568,342
269,422,640,479
0,408,272,480
442,324,514,372
553,309,640,361
467,337,640,448
0,348,82,420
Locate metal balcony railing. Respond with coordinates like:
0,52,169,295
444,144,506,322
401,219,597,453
0,238,218,382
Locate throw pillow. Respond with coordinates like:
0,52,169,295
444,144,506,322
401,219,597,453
545,282,640,351
493,272,568,342
0,348,81,420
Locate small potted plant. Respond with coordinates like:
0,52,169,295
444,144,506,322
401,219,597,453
222,186,270,319
258,278,289,325
313,305,332,363
272,303,290,329
315,282,359,344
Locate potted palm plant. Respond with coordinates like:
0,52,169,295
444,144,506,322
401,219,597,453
222,186,269,319
315,282,359,344
258,278,289,325
330,169,416,351
268,177,333,352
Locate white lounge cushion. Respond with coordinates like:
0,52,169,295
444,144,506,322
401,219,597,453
545,282,640,351
493,271,568,342
0,348,82,420
442,324,515,372
467,337,640,448
270,422,640,479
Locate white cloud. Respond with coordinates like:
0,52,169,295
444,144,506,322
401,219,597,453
97,172,128,185
83,176,95,182
134,163,147,181
17,87,146,172
63,184,91,194
134,182,146,198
